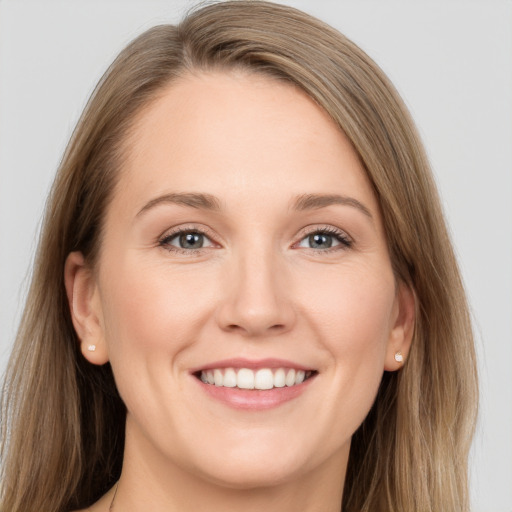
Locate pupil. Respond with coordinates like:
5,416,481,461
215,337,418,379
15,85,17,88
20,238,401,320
310,233,332,249
180,232,203,249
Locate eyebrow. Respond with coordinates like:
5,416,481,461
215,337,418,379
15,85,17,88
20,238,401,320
136,191,373,220
136,192,222,217
292,193,373,219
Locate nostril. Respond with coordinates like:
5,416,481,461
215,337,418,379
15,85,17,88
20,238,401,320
224,322,287,336
225,324,242,332
215,295,296,336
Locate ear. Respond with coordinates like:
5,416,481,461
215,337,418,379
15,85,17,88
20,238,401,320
384,282,416,371
64,251,109,365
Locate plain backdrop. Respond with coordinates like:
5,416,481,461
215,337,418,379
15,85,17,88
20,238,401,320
0,1,511,510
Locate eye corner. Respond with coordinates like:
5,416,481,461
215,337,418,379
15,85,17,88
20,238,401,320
293,225,353,252
157,225,221,255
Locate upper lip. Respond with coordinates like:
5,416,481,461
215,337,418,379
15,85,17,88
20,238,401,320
190,358,315,373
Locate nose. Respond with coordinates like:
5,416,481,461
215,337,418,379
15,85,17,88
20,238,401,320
215,248,296,338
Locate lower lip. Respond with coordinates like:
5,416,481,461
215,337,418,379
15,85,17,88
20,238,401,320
194,376,315,410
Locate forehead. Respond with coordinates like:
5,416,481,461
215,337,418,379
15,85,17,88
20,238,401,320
113,70,379,216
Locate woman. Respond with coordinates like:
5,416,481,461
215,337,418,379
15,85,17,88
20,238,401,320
0,1,478,511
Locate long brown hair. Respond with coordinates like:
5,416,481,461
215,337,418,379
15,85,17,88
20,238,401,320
0,2,478,511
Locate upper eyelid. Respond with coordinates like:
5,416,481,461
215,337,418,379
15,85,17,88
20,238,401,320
296,224,352,240
157,223,352,247
159,224,218,241
157,226,220,255
292,226,353,252
158,227,218,255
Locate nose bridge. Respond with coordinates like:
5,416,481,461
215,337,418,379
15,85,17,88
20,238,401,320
216,236,295,336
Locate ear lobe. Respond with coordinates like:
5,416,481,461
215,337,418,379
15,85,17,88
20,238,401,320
64,251,109,365
384,282,416,371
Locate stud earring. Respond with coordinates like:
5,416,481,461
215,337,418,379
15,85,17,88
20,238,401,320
394,351,403,363
87,344,97,352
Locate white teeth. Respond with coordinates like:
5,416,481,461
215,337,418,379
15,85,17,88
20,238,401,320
274,368,286,388
295,370,305,385
237,368,255,389
254,369,273,390
223,368,237,388
214,369,223,386
285,369,296,387
199,367,313,390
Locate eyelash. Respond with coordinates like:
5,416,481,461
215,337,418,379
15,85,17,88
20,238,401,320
158,225,218,255
158,225,353,255
297,226,353,252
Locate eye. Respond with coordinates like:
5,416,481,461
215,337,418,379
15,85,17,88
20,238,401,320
159,230,215,251
296,228,352,250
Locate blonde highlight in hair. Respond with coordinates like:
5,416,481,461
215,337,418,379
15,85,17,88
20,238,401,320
1,2,477,511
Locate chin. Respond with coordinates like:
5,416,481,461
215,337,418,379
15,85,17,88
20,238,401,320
195,456,307,490
181,430,334,491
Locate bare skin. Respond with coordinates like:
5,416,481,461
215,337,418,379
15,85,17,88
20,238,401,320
68,71,414,512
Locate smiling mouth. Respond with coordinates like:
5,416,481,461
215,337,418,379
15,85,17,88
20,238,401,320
195,367,317,390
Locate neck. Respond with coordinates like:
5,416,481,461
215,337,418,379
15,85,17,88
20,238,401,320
112,417,348,512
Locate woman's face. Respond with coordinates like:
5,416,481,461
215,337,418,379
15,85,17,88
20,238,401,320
70,71,413,489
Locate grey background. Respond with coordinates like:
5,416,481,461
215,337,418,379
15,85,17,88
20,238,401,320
1,1,511,510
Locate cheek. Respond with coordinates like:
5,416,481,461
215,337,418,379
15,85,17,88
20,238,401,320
98,258,211,362
97,252,229,381
299,263,395,411
301,262,395,352
96,258,217,433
